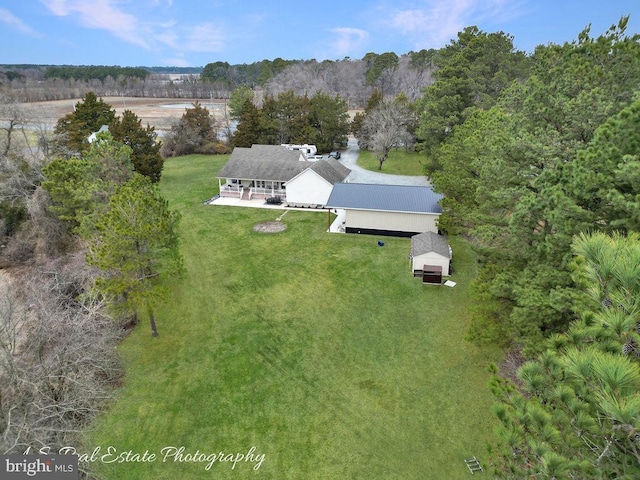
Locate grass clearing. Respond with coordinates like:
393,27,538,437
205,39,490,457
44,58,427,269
85,154,501,479
357,149,427,176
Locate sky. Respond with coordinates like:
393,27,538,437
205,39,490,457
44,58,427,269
1,0,639,68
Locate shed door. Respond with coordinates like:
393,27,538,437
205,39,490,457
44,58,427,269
422,265,442,284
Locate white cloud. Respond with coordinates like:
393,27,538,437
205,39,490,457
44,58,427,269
41,0,228,60
326,27,370,58
43,0,151,48
382,0,527,49
0,7,37,35
184,23,226,53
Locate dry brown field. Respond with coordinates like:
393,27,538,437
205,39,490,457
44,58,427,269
24,97,228,133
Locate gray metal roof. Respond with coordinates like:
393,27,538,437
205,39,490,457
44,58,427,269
217,145,310,181
325,183,443,214
410,232,451,258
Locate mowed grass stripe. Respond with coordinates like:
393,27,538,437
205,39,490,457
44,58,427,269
86,154,502,479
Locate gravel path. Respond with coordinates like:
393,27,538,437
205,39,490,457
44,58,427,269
340,137,431,186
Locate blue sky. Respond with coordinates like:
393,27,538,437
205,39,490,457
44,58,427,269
1,0,639,67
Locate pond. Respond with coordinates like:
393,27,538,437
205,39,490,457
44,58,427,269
159,102,225,111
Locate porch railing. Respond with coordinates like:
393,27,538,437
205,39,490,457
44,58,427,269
220,185,242,196
250,187,286,199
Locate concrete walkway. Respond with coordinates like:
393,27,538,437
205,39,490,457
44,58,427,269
341,137,431,186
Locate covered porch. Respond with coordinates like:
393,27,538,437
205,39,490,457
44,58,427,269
218,178,286,200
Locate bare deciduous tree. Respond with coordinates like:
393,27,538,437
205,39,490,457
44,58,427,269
0,256,124,459
0,97,45,206
357,99,416,170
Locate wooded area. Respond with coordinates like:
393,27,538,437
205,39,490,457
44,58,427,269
1,16,640,479
0,51,433,106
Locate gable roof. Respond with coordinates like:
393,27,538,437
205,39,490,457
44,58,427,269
306,159,351,184
217,145,309,181
325,183,443,214
410,232,451,258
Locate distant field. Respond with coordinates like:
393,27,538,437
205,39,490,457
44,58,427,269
21,97,362,139
85,154,502,479
21,97,227,133
358,149,427,176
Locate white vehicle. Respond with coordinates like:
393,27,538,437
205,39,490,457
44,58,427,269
281,143,317,156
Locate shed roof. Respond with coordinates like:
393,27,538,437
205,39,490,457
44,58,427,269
217,145,309,181
410,232,451,258
325,183,443,214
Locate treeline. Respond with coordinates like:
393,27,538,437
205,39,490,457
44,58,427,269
0,50,433,106
0,91,181,460
44,65,149,82
146,66,202,74
415,17,640,478
423,19,640,352
201,58,300,87
230,89,350,153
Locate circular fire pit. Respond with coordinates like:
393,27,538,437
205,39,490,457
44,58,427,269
253,221,287,233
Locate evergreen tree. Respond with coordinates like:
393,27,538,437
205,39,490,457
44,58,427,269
228,85,255,120
54,92,116,154
232,99,262,148
42,133,134,234
431,17,640,350
87,174,183,336
568,98,640,232
259,91,309,145
415,26,530,170
161,102,216,157
232,91,349,151
307,92,350,152
363,51,399,90
109,109,163,183
491,231,640,479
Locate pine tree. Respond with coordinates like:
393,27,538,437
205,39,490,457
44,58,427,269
232,99,262,148
109,109,163,182
86,174,183,336
54,92,116,154
431,17,640,350
42,133,134,233
491,232,640,479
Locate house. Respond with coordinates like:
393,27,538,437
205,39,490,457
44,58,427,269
216,144,350,206
409,232,452,278
285,159,351,207
87,125,109,143
325,183,443,237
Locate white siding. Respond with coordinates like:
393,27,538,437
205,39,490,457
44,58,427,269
285,169,333,205
345,210,439,234
412,252,450,276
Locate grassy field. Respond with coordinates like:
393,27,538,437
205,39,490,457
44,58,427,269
85,154,502,479
357,149,426,176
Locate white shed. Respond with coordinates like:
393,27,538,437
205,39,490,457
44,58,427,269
410,232,452,277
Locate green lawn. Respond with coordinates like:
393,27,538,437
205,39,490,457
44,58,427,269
85,154,501,479
357,149,426,176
